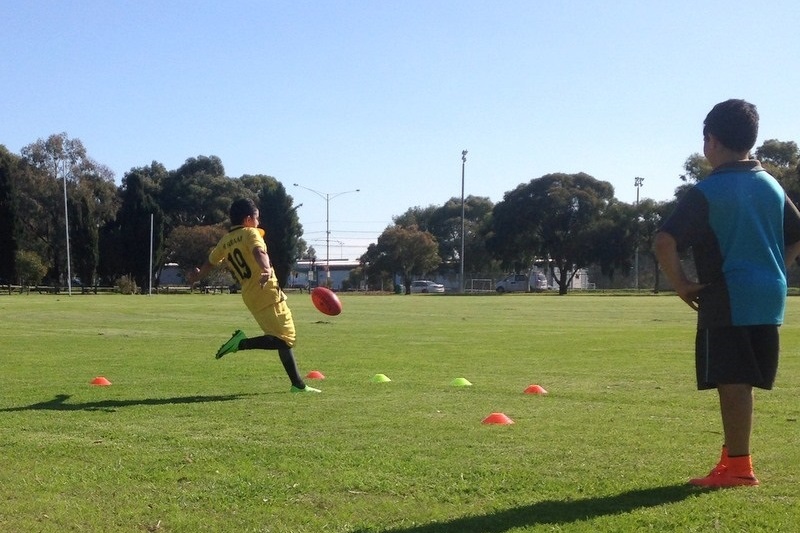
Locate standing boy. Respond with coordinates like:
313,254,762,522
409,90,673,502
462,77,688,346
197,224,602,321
655,99,800,487
188,198,320,394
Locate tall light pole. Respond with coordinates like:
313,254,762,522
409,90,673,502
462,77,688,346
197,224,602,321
293,183,360,287
634,176,644,290
62,171,72,296
460,150,468,293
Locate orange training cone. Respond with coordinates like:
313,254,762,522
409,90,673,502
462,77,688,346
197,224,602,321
482,412,514,425
91,376,111,386
306,370,325,380
524,384,548,395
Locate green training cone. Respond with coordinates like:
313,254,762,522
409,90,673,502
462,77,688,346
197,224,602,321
371,373,391,383
450,377,473,387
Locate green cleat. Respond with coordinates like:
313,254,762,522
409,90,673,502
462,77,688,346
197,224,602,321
216,330,246,359
290,385,322,393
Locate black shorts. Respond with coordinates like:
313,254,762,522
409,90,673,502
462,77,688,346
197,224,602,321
695,325,779,390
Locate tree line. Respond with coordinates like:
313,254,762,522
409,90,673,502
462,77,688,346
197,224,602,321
0,133,304,292
2,133,798,294
359,140,800,294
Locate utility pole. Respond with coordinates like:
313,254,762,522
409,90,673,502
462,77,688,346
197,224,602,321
62,170,72,296
634,176,644,290
460,150,468,293
293,184,359,288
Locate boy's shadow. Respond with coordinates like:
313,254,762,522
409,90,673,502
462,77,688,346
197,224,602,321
0,393,258,413
353,484,706,533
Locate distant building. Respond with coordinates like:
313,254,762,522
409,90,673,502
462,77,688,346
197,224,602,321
542,266,592,290
158,260,363,291
290,259,362,291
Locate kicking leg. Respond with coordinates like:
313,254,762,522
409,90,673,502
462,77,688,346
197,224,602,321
239,336,318,392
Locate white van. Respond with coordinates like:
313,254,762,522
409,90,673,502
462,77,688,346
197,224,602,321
495,274,530,293
496,272,549,293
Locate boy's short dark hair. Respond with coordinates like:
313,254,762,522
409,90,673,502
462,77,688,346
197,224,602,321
703,99,759,153
229,198,258,225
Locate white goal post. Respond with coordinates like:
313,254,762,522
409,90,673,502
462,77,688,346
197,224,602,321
467,278,494,293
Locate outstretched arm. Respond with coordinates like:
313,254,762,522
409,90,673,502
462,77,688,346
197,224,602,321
654,231,706,311
187,261,214,285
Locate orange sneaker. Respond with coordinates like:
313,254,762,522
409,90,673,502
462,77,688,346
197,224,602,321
708,461,727,477
714,445,728,473
689,469,759,488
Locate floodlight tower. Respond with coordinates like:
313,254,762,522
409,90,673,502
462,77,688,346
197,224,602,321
460,150,468,293
634,176,645,290
62,170,72,296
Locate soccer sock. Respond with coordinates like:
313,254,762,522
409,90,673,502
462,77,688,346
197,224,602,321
231,336,305,388
239,335,287,351
278,348,306,389
727,455,754,476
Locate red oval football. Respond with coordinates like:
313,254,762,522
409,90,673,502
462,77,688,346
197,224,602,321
311,286,342,316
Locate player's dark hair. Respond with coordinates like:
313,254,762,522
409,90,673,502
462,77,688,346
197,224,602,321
229,198,258,225
703,99,759,153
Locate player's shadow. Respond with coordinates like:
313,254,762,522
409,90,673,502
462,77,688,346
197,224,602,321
0,393,257,413
353,484,704,533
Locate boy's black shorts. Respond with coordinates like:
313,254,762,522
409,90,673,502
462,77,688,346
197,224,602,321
695,325,779,390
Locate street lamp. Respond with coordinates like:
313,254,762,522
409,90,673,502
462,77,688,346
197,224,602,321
460,150,468,293
634,176,644,290
62,170,72,296
293,183,360,287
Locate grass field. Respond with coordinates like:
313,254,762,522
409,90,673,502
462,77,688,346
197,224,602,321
2,292,800,532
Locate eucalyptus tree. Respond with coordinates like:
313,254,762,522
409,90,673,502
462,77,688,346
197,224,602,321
100,162,168,288
159,155,238,229
489,172,616,294
394,195,495,274
361,225,440,294
69,161,118,286
756,139,800,204
20,133,116,286
0,146,21,282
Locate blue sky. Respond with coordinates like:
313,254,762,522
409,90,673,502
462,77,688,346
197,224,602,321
3,0,799,260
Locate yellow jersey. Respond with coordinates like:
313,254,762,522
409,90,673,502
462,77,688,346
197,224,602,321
208,226,283,308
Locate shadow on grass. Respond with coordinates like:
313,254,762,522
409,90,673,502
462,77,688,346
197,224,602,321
0,393,258,413
355,484,704,533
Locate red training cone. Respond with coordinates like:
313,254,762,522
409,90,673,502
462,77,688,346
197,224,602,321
91,376,111,386
524,384,548,395
482,412,514,425
306,370,325,380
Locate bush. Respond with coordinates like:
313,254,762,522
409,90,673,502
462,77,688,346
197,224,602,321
116,275,139,295
15,250,47,286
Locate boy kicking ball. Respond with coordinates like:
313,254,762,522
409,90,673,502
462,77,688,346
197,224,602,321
188,198,320,394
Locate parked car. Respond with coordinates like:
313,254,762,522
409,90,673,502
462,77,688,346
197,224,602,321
410,280,445,293
533,273,549,291
495,274,530,293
